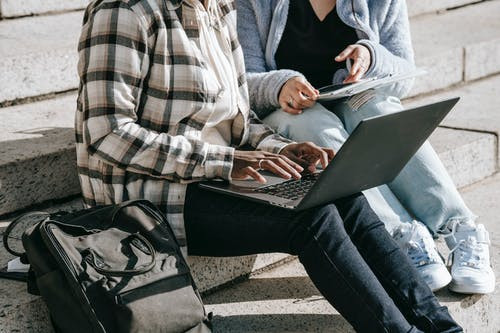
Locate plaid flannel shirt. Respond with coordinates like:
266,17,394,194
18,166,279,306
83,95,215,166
75,0,292,249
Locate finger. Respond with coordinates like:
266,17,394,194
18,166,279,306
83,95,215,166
262,160,292,180
290,90,310,110
350,56,361,76
297,81,319,100
296,90,316,108
303,143,329,170
335,45,356,62
243,166,267,184
322,147,336,161
317,148,329,169
280,101,302,115
343,75,354,84
284,153,311,169
294,96,315,109
279,154,304,173
305,81,319,99
343,73,361,84
272,157,302,179
352,66,366,81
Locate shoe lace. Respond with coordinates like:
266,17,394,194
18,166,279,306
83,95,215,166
447,237,487,269
403,228,441,267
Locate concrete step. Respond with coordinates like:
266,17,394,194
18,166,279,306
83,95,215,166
410,0,500,97
1,0,500,105
405,73,500,166
2,71,498,216
203,172,500,333
407,0,491,17
0,11,82,104
0,93,79,215
426,127,496,189
2,172,499,332
0,0,88,18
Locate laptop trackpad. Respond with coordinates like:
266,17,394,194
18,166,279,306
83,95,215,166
230,171,288,189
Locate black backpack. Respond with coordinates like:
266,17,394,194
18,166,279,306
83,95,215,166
21,200,212,333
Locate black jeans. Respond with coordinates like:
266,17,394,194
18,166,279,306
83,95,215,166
184,185,462,333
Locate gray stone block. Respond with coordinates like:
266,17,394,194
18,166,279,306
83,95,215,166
0,94,79,215
429,128,497,188
0,280,53,333
405,73,500,166
465,37,500,81
410,48,464,97
407,0,483,17
410,0,500,96
0,11,82,104
0,0,88,18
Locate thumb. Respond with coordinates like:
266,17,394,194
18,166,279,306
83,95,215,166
335,45,355,62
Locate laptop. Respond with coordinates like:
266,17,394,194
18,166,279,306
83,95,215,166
199,98,459,211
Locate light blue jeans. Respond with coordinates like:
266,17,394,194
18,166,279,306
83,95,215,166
263,90,475,234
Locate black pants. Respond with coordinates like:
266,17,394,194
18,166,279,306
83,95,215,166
184,185,462,332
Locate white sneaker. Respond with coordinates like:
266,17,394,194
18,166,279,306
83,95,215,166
393,221,452,292
444,222,495,294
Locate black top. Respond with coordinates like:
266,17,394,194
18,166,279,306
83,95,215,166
275,0,358,88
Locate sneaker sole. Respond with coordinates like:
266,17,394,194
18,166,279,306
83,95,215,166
448,280,495,294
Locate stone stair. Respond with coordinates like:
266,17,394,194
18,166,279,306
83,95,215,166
0,0,499,331
0,0,89,18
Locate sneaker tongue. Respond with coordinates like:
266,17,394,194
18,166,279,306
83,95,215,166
456,224,490,244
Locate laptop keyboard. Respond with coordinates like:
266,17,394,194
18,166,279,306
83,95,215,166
254,173,320,200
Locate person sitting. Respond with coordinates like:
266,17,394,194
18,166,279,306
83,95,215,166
236,0,495,294
75,0,463,331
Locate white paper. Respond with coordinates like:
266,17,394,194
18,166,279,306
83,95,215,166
7,257,30,273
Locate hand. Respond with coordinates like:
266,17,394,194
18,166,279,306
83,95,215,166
231,150,304,184
278,76,319,115
280,142,335,173
335,44,371,83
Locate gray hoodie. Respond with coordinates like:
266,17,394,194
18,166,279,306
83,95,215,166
237,0,415,118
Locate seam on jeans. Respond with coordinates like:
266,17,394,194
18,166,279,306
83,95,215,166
309,233,390,333
365,249,440,332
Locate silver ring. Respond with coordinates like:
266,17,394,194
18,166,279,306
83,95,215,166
288,97,294,108
258,159,264,170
